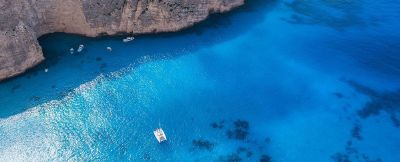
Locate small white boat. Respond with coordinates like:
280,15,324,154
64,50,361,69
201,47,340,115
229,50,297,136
153,128,167,143
70,48,74,54
44,68,49,73
122,37,135,43
77,44,84,52
106,47,112,52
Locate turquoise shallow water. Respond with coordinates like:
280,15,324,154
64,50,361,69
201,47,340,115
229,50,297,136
1,0,400,161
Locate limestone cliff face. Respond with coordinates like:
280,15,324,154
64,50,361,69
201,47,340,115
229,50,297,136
0,0,244,80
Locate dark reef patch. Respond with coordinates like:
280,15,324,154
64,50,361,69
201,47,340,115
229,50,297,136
143,153,151,161
347,80,400,127
218,153,242,162
351,124,363,141
192,139,214,151
282,0,368,31
227,119,250,140
331,114,384,162
96,57,102,61
236,147,253,158
208,119,272,161
344,140,358,155
260,154,272,162
331,153,351,162
333,92,344,98
332,138,383,162
234,120,249,130
226,126,248,140
332,151,382,162
211,120,225,129
217,147,271,162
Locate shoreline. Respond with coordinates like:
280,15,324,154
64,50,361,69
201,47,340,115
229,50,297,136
0,0,245,82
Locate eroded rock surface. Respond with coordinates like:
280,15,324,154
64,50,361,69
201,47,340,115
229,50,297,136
0,0,244,80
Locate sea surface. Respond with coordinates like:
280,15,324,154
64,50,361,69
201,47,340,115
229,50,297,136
1,0,400,161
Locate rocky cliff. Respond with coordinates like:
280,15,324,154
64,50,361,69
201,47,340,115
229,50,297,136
0,0,244,80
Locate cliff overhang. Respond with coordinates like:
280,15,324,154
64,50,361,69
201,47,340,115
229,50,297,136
0,0,244,81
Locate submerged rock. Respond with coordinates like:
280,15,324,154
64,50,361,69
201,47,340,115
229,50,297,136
347,80,400,127
260,154,272,162
227,129,248,140
211,120,225,129
218,153,242,162
96,57,102,61
333,92,344,98
334,139,383,162
331,153,350,162
351,124,363,141
234,120,249,130
143,153,151,161
227,119,250,140
192,139,214,151
236,147,253,158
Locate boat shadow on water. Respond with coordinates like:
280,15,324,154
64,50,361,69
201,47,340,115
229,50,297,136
0,0,277,118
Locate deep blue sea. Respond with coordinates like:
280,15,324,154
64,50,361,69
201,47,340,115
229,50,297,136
1,0,400,161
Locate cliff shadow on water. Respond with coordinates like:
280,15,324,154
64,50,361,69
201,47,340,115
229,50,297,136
0,0,277,118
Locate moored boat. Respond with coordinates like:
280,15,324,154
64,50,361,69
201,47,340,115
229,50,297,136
77,44,84,52
106,47,112,52
123,37,135,43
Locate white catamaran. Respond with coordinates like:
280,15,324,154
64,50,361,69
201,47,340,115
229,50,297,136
153,128,167,143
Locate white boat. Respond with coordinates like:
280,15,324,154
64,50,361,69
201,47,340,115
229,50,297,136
77,44,84,52
44,68,49,73
153,128,167,143
122,36,135,43
70,48,74,54
106,47,112,52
